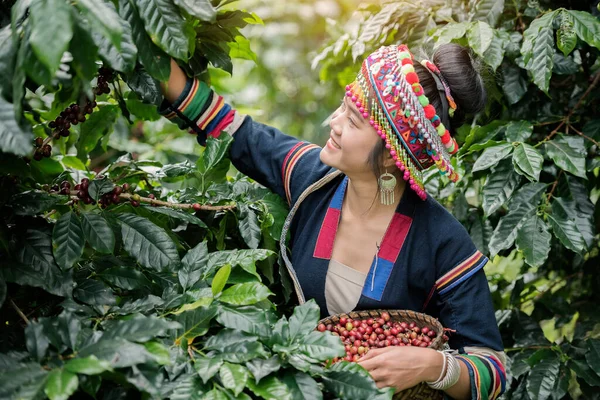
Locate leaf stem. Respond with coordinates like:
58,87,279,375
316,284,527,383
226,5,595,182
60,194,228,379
9,298,30,325
535,71,600,147
569,125,600,148
67,190,236,211
545,170,563,204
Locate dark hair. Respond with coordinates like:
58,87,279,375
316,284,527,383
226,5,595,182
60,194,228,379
368,43,486,184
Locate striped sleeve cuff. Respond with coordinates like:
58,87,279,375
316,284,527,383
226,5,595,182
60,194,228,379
435,250,488,295
159,77,246,145
455,352,506,400
281,142,320,205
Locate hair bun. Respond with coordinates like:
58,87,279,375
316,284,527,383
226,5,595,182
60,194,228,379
432,43,487,127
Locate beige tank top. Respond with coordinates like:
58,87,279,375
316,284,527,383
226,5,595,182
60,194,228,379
325,259,367,316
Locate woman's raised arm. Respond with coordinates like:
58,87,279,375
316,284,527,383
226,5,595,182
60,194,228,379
156,59,331,206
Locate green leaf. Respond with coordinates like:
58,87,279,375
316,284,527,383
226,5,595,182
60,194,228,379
482,30,507,71
545,135,587,178
322,362,394,400
238,205,261,249
516,214,551,267
11,191,68,216
557,11,577,56
91,5,138,74
101,266,151,290
509,182,548,208
568,359,600,386
0,95,33,156
246,375,292,400
205,329,259,352
124,68,163,106
194,355,223,384
553,53,579,75
282,371,322,400
216,304,273,337
25,322,50,362
64,356,113,375
569,10,600,50
173,288,214,314
104,314,180,342
207,249,274,279
119,0,171,81
144,342,170,365
288,299,320,344
170,375,208,399
467,21,494,57
134,0,191,60
77,105,119,159
174,305,218,342
527,354,560,400
80,213,115,254
173,0,217,22
513,143,544,181
44,369,78,400
433,22,469,47
78,338,157,368
29,0,72,76
505,121,534,143
0,363,48,400
144,206,208,228
117,213,180,271
472,0,505,27
74,279,117,306
52,212,85,270
74,0,123,50
472,143,513,172
489,205,535,256
219,282,272,305
246,356,281,383
219,363,248,396
0,25,16,99
482,159,521,216
528,27,555,94
70,20,98,82
228,35,257,62
7,230,73,297
87,179,116,202
522,11,558,65
298,332,345,361
212,264,231,295
586,339,600,376
201,134,234,172
548,198,585,253
502,65,528,105
179,241,208,290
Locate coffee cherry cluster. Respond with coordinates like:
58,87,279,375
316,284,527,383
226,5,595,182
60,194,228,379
33,67,115,162
33,136,52,161
316,312,448,363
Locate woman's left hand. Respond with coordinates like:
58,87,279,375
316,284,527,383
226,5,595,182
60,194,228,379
357,346,443,393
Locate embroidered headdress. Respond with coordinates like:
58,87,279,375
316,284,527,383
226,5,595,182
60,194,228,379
345,44,460,200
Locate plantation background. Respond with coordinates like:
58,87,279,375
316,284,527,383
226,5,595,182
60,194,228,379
1,0,600,399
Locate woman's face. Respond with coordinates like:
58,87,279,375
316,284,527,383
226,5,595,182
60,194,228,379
320,95,380,176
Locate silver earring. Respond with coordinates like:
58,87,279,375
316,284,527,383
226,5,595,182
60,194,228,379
379,171,396,205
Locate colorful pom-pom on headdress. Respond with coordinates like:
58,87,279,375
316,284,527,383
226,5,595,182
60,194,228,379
345,44,461,200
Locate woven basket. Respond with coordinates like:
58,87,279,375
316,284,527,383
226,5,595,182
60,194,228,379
319,309,445,400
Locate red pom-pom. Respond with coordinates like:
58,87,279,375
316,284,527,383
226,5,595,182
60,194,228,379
401,58,412,66
441,131,452,144
405,72,419,85
424,105,436,119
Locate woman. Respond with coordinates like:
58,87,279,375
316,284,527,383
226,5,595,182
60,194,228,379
159,43,506,399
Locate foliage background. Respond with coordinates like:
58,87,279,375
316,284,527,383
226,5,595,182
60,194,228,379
1,0,600,399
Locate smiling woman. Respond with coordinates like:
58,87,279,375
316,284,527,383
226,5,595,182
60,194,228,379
159,42,505,399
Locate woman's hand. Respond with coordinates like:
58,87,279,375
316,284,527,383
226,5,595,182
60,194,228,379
357,346,443,393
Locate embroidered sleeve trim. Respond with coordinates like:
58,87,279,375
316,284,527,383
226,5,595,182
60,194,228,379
281,143,321,205
436,250,488,295
456,352,506,400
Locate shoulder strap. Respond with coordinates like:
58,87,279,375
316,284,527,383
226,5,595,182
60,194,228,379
279,170,344,305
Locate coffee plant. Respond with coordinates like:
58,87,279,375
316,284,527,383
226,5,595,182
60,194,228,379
314,0,600,398
0,0,400,399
